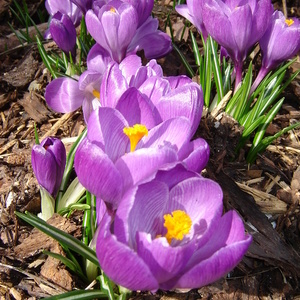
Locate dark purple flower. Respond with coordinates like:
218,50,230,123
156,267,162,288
201,0,273,91
45,44,112,122
176,0,208,41
49,12,77,54
251,11,300,93
70,0,94,14
74,107,209,208
31,137,66,197
85,0,172,62
95,167,252,291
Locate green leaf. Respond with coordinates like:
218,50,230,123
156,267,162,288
42,290,108,300
15,211,99,266
247,122,300,164
251,98,285,149
209,37,224,102
172,43,195,78
43,250,87,281
99,272,116,300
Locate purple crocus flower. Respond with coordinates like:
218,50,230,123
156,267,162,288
44,0,83,53
49,11,77,54
85,0,172,62
176,0,208,41
45,44,113,122
201,0,273,91
251,11,300,93
31,137,66,197
100,55,203,137
74,106,209,208
95,166,252,291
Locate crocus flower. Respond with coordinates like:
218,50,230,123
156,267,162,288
74,106,209,208
49,12,77,54
86,0,172,62
31,137,66,197
95,167,252,291
44,0,82,42
201,0,273,91
100,55,203,137
45,44,112,122
176,0,208,41
251,10,300,93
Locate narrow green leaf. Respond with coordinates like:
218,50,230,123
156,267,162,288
15,211,99,266
209,37,224,102
247,122,300,164
252,98,285,148
43,250,87,281
42,290,107,300
99,272,116,300
172,43,195,78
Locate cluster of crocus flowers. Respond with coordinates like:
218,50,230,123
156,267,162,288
95,165,252,290
31,137,66,220
38,0,252,292
176,0,274,91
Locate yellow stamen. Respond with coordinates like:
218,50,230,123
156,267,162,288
285,19,294,26
123,124,148,152
163,210,192,244
92,90,100,99
110,7,116,13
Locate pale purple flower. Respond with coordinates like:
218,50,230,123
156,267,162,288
45,44,112,122
201,0,274,91
85,0,172,62
74,106,209,208
95,167,252,291
251,11,300,93
176,0,208,41
100,55,203,137
31,137,66,197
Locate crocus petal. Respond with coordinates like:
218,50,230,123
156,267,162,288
119,54,142,83
115,87,158,129
169,211,252,290
136,231,196,283
114,181,169,246
140,117,191,151
167,178,224,237
166,75,192,89
156,83,203,137
229,5,252,58
96,214,159,291
202,1,236,52
154,163,200,189
115,146,178,192
45,77,84,113
86,8,110,49
124,0,154,26
74,138,123,207
87,44,112,73
178,138,210,173
87,107,129,162
100,63,129,107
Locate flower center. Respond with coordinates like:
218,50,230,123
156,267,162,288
92,90,100,99
285,19,294,26
163,210,192,244
123,124,148,152
110,7,116,13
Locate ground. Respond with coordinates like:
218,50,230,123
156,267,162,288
0,0,300,299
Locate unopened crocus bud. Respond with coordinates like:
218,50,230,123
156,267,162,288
50,11,77,54
31,137,66,198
